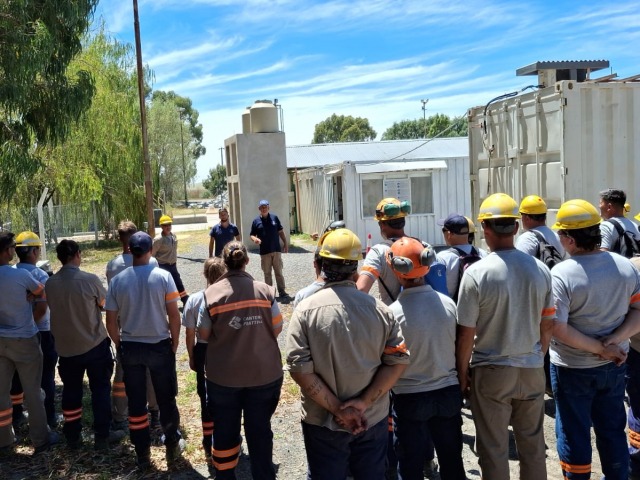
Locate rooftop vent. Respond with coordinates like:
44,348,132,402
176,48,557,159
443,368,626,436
516,60,610,87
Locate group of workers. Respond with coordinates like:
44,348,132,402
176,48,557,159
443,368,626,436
286,189,640,480
3,187,640,480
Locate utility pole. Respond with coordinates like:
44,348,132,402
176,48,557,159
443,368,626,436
133,0,155,234
421,99,429,138
178,108,188,208
218,147,224,167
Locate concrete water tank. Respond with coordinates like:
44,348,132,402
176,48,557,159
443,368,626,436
250,100,279,133
241,107,251,134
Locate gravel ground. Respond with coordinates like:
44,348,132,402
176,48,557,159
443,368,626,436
171,232,603,480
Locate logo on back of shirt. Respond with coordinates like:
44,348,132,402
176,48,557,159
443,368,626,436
228,315,264,329
229,316,242,329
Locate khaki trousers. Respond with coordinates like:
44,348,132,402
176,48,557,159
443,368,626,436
470,365,547,480
260,252,285,293
0,335,49,448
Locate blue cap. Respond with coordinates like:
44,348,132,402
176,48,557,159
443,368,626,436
437,214,470,235
258,199,269,207
129,231,153,255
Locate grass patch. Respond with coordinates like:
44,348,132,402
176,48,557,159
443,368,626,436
44,239,121,277
176,229,209,254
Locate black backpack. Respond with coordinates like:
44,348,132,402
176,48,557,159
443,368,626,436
450,246,481,302
531,230,564,269
607,219,640,258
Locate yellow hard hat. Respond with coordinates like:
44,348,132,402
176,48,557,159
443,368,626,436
386,237,435,279
635,212,640,223
15,231,42,247
519,195,547,215
477,193,520,221
159,215,172,225
319,228,362,262
552,199,601,230
375,197,411,222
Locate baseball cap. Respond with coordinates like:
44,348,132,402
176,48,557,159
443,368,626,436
258,199,269,207
129,231,153,255
437,214,470,235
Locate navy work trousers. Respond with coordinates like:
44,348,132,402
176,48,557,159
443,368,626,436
392,385,466,480
120,339,181,456
207,376,282,480
58,337,113,441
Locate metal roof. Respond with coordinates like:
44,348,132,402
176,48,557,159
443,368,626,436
286,137,468,169
516,60,609,76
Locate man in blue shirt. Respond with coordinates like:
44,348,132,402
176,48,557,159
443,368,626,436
208,207,240,258
250,199,289,299
0,231,57,456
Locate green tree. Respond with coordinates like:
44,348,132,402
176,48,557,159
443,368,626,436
381,114,468,140
0,0,98,203
35,29,146,232
151,91,206,159
312,114,377,143
147,91,204,208
203,165,227,198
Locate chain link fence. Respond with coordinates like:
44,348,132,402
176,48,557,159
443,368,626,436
0,201,108,245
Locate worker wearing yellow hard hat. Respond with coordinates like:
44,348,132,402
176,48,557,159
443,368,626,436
550,197,640,479
152,214,188,304
458,192,554,480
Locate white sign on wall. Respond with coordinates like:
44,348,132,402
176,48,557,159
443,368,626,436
383,178,410,203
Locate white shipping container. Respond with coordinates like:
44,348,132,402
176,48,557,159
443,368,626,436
468,80,640,227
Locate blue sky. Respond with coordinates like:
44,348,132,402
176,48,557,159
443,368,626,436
97,0,639,181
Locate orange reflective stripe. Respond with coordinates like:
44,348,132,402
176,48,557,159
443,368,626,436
10,393,24,405
213,444,241,458
559,461,591,474
209,299,271,316
631,293,640,304
202,421,214,434
129,414,148,423
63,408,82,416
213,457,239,470
541,307,556,317
129,420,150,430
272,314,283,327
630,429,640,448
179,290,188,298
166,291,180,301
64,414,82,423
384,342,408,355
0,407,12,427
360,265,380,278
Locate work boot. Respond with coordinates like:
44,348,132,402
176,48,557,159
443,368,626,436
94,429,126,450
136,453,151,471
166,438,186,468
33,431,59,457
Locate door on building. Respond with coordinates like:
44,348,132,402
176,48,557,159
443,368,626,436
332,175,343,221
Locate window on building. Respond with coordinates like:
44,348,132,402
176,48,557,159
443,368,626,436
361,178,383,217
410,175,433,214
361,174,433,217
